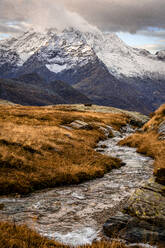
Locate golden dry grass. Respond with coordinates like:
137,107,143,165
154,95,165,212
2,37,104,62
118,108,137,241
119,104,165,184
0,222,127,248
0,105,131,195
0,105,149,248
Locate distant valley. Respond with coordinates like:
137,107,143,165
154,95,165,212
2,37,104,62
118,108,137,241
0,73,91,106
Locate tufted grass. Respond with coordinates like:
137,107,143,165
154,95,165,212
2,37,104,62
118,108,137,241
0,104,131,196
0,222,128,248
119,104,165,185
0,104,149,248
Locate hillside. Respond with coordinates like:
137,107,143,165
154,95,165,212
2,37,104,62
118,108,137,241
0,104,131,195
0,74,91,106
0,103,147,195
0,103,164,247
0,103,147,248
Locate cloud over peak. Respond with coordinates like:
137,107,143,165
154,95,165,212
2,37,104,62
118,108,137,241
60,0,165,33
1,0,165,34
0,0,98,34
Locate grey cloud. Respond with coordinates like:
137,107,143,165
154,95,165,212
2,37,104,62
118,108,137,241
0,19,25,34
0,0,165,34
0,24,18,34
0,0,98,33
137,43,165,53
60,0,165,32
137,30,165,39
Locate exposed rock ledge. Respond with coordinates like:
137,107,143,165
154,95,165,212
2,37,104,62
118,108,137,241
103,178,165,246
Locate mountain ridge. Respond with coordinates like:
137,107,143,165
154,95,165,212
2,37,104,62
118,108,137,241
0,28,165,114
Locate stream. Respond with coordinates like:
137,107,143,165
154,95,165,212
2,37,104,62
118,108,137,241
0,126,154,246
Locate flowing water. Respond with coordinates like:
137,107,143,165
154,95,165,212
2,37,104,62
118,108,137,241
0,126,154,246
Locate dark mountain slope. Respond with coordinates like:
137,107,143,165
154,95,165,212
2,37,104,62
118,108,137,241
0,74,91,106
73,65,147,113
0,78,63,105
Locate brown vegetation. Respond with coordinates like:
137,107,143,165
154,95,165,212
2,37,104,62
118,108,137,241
119,104,165,184
0,222,127,248
0,104,131,195
0,104,151,248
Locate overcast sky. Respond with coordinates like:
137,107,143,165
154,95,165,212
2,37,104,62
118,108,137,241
0,0,165,53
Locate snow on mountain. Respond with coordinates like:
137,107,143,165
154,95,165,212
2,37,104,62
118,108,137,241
156,50,165,61
83,31,165,79
0,30,50,67
0,28,97,77
0,27,165,81
40,28,96,73
0,27,165,114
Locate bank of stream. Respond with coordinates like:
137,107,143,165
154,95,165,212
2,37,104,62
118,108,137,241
0,126,154,247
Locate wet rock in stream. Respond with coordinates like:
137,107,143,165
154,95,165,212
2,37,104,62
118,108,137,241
103,179,165,246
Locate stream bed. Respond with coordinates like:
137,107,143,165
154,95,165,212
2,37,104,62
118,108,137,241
0,126,154,246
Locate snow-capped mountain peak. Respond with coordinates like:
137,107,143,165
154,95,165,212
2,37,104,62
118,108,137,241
80,30,165,79
0,27,165,114
0,27,165,80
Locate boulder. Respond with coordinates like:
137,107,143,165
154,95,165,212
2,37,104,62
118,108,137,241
155,168,165,185
70,120,93,130
120,124,134,134
104,213,165,244
129,119,144,128
103,179,165,246
106,125,121,137
60,125,73,131
84,104,93,107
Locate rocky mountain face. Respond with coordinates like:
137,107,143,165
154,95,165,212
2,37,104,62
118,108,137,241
0,28,165,113
156,50,165,61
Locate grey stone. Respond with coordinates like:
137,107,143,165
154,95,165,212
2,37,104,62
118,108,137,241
103,179,165,245
99,126,109,135
104,213,165,243
106,125,121,137
70,120,93,130
61,125,73,131
120,124,134,134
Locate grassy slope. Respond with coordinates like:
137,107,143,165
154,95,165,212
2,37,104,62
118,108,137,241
0,104,134,195
0,104,148,248
119,104,165,185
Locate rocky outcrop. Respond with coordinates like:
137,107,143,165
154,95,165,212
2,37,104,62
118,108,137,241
103,179,165,246
155,168,165,185
156,50,165,61
104,213,165,244
70,120,93,130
